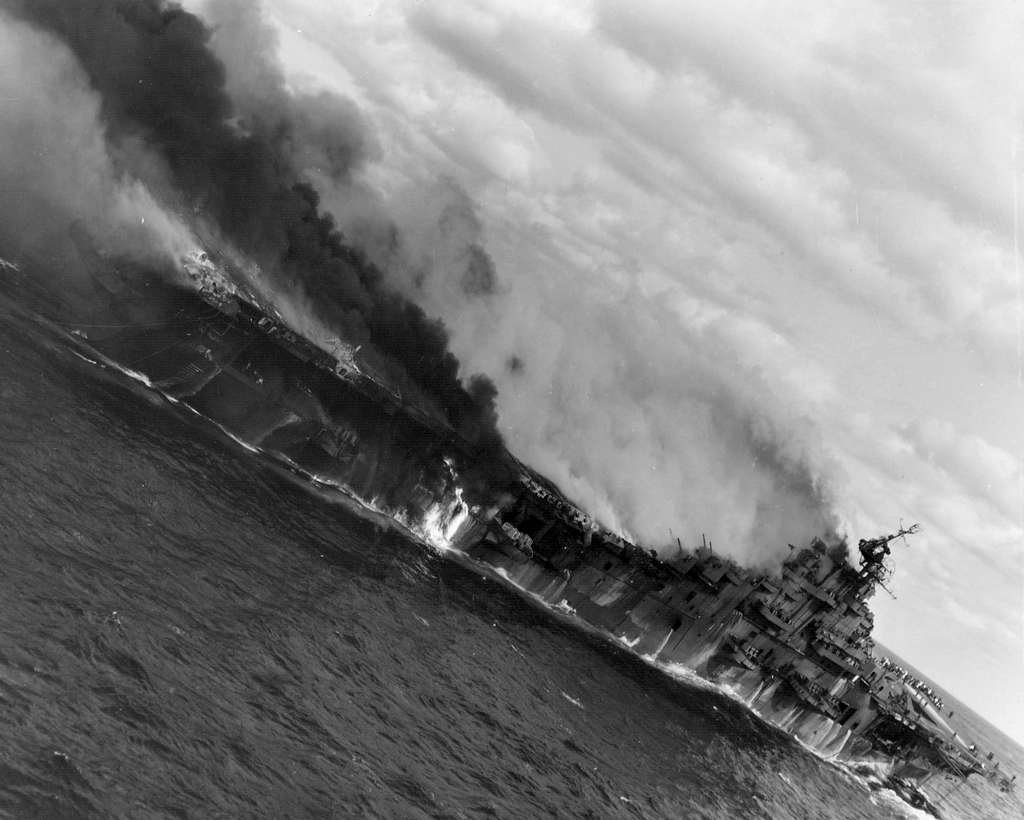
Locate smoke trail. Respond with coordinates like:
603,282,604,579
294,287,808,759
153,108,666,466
199,2,500,307
337,183,845,563
0,11,198,283
0,0,503,460
297,157,843,562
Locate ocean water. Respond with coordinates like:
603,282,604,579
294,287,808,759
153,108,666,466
0,305,1020,820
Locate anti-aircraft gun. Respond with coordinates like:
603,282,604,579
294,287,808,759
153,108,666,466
857,524,919,596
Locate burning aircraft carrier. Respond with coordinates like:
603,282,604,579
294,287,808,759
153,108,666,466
0,244,1013,817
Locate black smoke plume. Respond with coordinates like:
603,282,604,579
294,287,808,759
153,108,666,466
3,0,503,461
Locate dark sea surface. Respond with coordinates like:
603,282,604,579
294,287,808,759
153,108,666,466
0,308,1019,819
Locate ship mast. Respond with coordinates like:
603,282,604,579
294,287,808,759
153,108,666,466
856,523,920,597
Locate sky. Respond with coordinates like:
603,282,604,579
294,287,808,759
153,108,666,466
178,0,1024,743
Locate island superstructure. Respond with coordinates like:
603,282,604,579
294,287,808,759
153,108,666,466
452,467,1014,806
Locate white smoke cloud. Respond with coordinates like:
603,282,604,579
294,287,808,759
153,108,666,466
327,175,844,562
185,0,846,561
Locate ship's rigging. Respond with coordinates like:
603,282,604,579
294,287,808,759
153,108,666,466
857,523,920,598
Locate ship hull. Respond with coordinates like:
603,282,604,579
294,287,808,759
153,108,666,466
0,252,988,804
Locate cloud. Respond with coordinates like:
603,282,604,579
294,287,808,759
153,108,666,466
832,412,1022,571
901,418,1022,523
409,0,1019,359
943,597,1008,641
